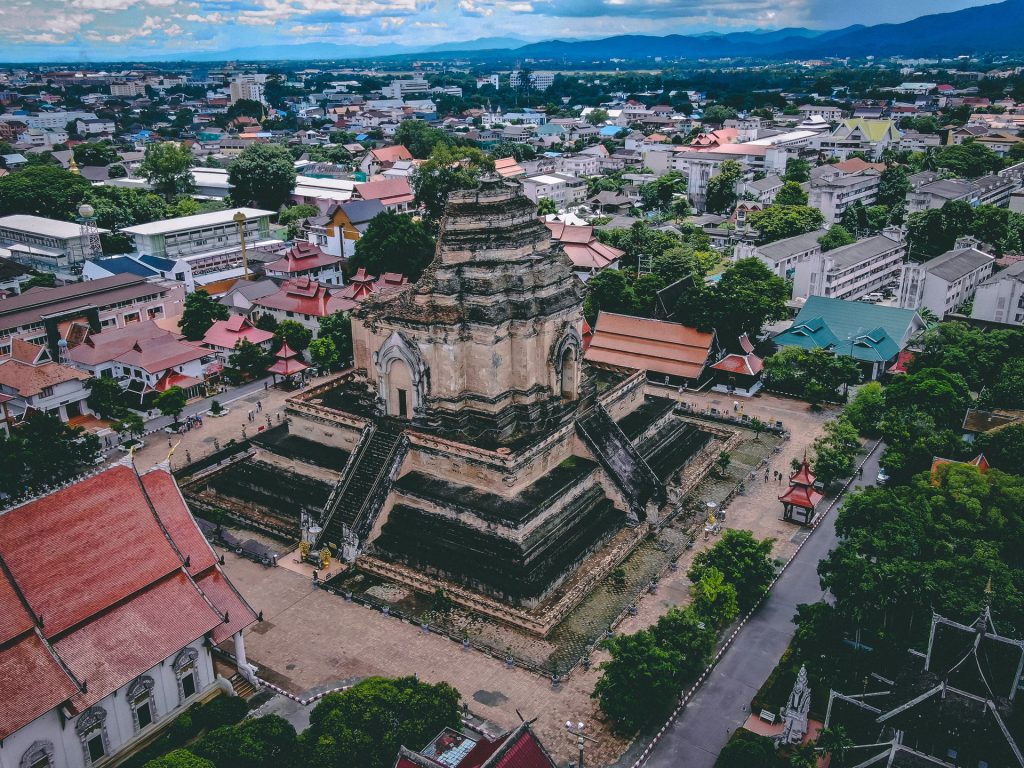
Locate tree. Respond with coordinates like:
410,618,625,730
688,529,775,612
180,289,229,341
784,157,811,184
228,143,296,211
704,160,742,214
273,319,312,353
702,104,738,124
975,423,1024,472
309,337,340,371
690,566,739,630
536,197,557,216
278,203,319,239
818,225,856,252
844,382,885,436
773,181,808,207
816,727,854,768
87,376,126,419
393,120,450,159
583,268,633,323
934,141,1003,178
318,312,354,365
676,258,789,347
716,732,782,768
908,322,1024,391
73,141,120,167
639,171,688,212
413,144,494,232
192,715,297,768
22,273,56,290
0,412,100,497
229,338,273,379
352,211,436,281
979,358,1024,409
225,98,264,122
748,205,825,244
143,750,214,768
301,677,460,768
812,416,861,485
156,386,188,426
0,164,92,218
876,165,911,209
586,108,609,125
652,246,704,285
139,141,195,200
114,413,145,440
885,367,971,431
763,347,859,402
593,629,680,734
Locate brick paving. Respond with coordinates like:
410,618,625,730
216,388,835,765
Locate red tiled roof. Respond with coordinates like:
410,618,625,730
0,359,90,398
116,335,207,374
254,277,332,317
203,316,274,351
355,178,414,205
267,342,309,376
54,571,221,710
154,372,203,392
9,338,48,364
789,456,817,487
0,631,81,740
711,353,763,376
778,483,823,510
585,311,715,380
371,145,413,164
887,349,914,375
265,241,344,275
0,464,257,737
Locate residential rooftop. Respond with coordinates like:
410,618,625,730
121,207,274,236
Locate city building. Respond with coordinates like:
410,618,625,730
0,355,91,422
808,168,882,223
906,174,1018,213
110,81,147,97
395,723,555,768
121,208,274,260
811,118,902,160
303,199,385,259
971,260,1024,326
898,238,994,318
791,228,906,302
544,221,624,281
229,74,267,105
797,104,845,121
353,179,415,212
0,214,108,276
734,229,828,279
0,256,33,297
0,463,257,768
381,78,430,99
520,173,587,207
263,241,346,286
0,274,185,360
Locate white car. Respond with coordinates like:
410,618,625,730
876,468,890,484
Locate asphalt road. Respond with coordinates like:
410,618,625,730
641,442,883,768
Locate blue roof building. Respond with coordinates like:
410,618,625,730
773,296,924,379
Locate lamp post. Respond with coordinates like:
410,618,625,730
233,211,249,280
565,721,596,768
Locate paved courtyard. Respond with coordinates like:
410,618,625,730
217,389,836,765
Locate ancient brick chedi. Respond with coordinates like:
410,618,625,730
279,175,714,610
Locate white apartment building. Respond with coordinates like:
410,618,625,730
76,117,116,135
798,104,845,121
554,153,601,177
110,81,147,97
971,260,1024,326
509,70,555,91
381,78,429,99
898,239,994,318
229,74,267,105
17,127,68,148
520,173,587,207
906,174,1018,213
476,74,500,89
0,214,108,275
792,228,906,302
0,358,92,422
734,228,827,279
809,169,882,223
121,208,274,259
0,110,97,129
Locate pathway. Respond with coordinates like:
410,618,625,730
638,443,883,768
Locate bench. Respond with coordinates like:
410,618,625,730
759,709,777,725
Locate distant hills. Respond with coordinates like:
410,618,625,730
4,0,1023,64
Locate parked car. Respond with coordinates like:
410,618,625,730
877,467,890,484
118,439,145,452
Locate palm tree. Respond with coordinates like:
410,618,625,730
918,307,939,328
816,725,855,767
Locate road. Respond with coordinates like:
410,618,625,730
641,443,883,768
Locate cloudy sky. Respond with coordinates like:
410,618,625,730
0,0,1001,60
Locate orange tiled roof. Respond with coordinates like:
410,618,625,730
585,311,715,379
0,359,89,398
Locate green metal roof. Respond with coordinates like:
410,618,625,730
774,296,921,363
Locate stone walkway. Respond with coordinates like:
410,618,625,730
217,389,835,765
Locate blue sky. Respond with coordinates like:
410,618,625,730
0,0,1000,60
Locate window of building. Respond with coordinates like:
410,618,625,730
75,706,109,766
41,386,54,398
19,740,55,768
173,647,200,703
124,312,140,324
128,676,156,732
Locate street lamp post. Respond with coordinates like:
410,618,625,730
565,721,596,768
233,211,250,280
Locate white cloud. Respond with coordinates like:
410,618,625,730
285,23,329,35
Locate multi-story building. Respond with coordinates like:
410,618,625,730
898,130,942,152
121,208,274,260
0,214,109,275
0,355,92,422
735,228,827,279
798,104,845,121
0,464,257,768
905,174,1018,213
520,173,587,208
381,78,429,99
554,153,601,178
809,168,882,223
0,273,185,359
75,117,116,135
971,260,1024,326
228,74,267,104
110,80,147,97
811,118,902,160
0,110,97,129
898,238,994,318
792,228,906,302
303,199,385,259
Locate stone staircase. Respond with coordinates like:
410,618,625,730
317,422,407,558
228,673,259,700
576,404,665,520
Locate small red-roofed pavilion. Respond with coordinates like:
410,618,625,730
780,454,824,525
267,342,309,384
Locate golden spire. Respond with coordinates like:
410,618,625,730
68,156,80,175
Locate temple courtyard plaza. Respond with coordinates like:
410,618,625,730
217,387,838,765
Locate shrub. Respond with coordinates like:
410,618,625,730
194,695,248,731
